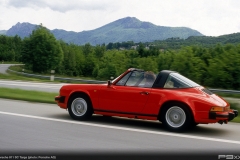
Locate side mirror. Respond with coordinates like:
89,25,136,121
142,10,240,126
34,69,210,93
107,80,112,86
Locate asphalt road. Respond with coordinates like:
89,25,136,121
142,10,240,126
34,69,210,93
0,64,65,93
0,64,12,74
0,98,240,157
0,79,64,93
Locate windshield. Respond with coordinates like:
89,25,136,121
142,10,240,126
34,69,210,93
164,73,200,88
112,72,126,84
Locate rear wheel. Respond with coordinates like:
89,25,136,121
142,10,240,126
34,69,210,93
161,103,193,132
68,94,93,120
191,122,199,128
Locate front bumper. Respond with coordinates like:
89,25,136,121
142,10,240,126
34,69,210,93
209,110,238,121
55,96,65,103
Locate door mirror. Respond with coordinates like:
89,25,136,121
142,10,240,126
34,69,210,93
107,80,112,86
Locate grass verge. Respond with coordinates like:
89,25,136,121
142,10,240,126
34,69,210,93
0,87,57,104
217,93,240,98
0,72,54,82
8,65,102,81
229,103,240,123
1,62,22,64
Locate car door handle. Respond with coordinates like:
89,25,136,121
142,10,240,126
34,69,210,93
140,91,149,95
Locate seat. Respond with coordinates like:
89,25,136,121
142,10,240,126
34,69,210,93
164,81,174,88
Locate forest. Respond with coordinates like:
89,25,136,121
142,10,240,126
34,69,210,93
0,25,240,90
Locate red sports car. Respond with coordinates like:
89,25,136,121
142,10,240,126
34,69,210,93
55,68,238,131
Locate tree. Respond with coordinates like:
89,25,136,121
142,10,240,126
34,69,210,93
169,47,206,84
157,50,175,70
98,63,117,79
136,57,158,73
137,43,146,57
0,35,22,62
21,25,63,73
82,53,96,77
82,43,93,56
94,44,105,59
205,45,240,89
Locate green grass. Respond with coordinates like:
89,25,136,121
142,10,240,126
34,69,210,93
6,65,103,83
232,116,240,123
0,87,57,104
1,69,79,83
8,65,100,80
0,72,54,82
1,61,22,64
217,93,240,98
8,65,24,72
1,71,91,84
229,102,240,123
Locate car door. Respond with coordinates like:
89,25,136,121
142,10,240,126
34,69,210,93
99,71,152,114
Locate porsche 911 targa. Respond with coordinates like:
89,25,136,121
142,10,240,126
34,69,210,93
55,68,238,131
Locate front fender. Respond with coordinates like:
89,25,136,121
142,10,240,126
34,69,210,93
58,84,102,109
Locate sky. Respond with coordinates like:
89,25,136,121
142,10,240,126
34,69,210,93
1,0,240,36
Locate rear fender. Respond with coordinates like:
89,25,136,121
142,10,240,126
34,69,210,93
158,100,195,122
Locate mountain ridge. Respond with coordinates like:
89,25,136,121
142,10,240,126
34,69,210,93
6,17,204,45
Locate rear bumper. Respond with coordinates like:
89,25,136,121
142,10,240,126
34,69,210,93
209,110,238,121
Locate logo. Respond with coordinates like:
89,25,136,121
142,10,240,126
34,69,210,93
218,155,240,159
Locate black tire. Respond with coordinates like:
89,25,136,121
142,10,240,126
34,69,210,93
161,102,193,132
191,122,199,128
68,94,93,120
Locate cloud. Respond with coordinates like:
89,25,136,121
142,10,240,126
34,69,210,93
7,0,115,12
7,0,46,9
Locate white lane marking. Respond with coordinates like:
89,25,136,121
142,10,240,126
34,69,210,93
1,111,240,145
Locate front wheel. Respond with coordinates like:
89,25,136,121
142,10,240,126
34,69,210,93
68,94,93,120
161,103,192,132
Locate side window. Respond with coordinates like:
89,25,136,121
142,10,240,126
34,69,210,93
115,71,156,88
125,71,144,86
164,76,174,88
116,72,131,86
143,71,156,88
164,73,189,88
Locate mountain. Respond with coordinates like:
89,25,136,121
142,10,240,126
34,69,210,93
7,22,36,38
6,17,204,45
0,30,7,35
